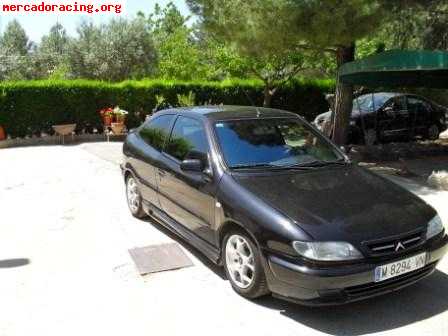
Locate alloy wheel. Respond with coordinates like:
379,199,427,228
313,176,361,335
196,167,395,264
225,235,255,289
126,177,140,214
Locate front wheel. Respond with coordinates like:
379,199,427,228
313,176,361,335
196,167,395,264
223,231,269,299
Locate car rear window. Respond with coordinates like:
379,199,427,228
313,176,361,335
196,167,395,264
139,114,175,150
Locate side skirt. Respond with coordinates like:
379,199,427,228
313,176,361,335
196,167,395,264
142,200,221,264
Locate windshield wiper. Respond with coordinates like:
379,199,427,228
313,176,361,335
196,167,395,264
230,163,284,170
230,159,349,170
282,159,349,169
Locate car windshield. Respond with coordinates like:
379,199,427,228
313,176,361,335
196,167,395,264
214,118,344,169
353,93,395,113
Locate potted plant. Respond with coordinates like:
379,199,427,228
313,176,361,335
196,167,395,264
99,107,114,126
0,125,6,141
110,106,128,135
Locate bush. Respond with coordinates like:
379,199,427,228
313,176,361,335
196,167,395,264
0,78,334,138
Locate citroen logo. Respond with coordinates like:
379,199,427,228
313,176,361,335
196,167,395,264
395,241,405,251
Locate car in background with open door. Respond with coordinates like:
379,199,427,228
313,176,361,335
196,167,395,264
313,92,447,145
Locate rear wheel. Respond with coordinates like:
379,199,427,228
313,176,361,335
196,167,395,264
126,175,146,218
427,124,440,140
223,231,269,299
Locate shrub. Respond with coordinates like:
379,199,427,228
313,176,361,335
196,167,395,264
0,78,334,138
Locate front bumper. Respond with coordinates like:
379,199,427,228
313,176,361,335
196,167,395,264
264,234,448,306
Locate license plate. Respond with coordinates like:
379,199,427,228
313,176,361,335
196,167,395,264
374,253,427,282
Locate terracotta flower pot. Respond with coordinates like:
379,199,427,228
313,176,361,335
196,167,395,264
111,122,125,135
0,125,6,141
103,115,112,126
115,115,126,123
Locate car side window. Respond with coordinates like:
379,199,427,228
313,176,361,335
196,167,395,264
408,97,425,112
387,96,406,111
165,116,209,163
139,114,174,151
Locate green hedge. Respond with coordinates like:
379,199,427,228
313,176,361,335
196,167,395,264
0,79,334,138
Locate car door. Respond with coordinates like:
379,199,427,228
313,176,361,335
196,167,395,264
407,96,431,136
133,114,175,207
379,95,409,139
156,115,216,244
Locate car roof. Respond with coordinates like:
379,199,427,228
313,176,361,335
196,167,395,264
357,92,402,100
154,105,299,122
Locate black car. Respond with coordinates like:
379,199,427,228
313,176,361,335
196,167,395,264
121,106,447,305
313,93,447,145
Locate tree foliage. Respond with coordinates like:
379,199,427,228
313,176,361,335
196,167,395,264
67,18,157,81
147,2,207,80
0,20,34,80
34,23,70,79
187,0,318,106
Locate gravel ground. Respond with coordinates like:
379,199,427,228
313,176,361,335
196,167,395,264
1,143,447,336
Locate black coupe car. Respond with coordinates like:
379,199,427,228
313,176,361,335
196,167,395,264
121,106,447,305
313,93,447,145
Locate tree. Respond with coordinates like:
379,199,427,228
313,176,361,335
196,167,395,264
66,21,101,79
422,2,448,50
147,3,207,80
289,0,388,144
187,0,311,107
0,20,34,80
67,18,157,81
200,34,317,105
35,23,70,78
354,1,448,53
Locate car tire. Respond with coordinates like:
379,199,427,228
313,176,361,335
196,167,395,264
427,124,440,140
126,174,147,219
364,129,377,146
223,230,269,299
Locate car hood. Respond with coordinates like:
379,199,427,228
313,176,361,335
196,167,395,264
233,165,435,243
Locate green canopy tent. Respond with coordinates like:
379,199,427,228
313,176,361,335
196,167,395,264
339,50,448,88
333,50,448,145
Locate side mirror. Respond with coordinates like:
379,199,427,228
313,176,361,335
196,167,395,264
180,159,204,172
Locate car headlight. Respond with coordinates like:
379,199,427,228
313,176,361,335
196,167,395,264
292,241,363,261
427,215,445,240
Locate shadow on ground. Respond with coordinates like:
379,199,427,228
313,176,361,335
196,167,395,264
0,258,30,268
256,269,448,335
143,217,225,279
142,215,448,335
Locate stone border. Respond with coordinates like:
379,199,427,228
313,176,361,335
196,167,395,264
0,134,126,149
349,140,448,162
428,171,448,191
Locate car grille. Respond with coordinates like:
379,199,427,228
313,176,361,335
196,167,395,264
364,230,425,256
345,263,436,298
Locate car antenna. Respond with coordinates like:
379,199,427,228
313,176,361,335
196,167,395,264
242,89,262,117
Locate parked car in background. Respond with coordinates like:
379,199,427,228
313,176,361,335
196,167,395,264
313,93,447,145
121,106,447,305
